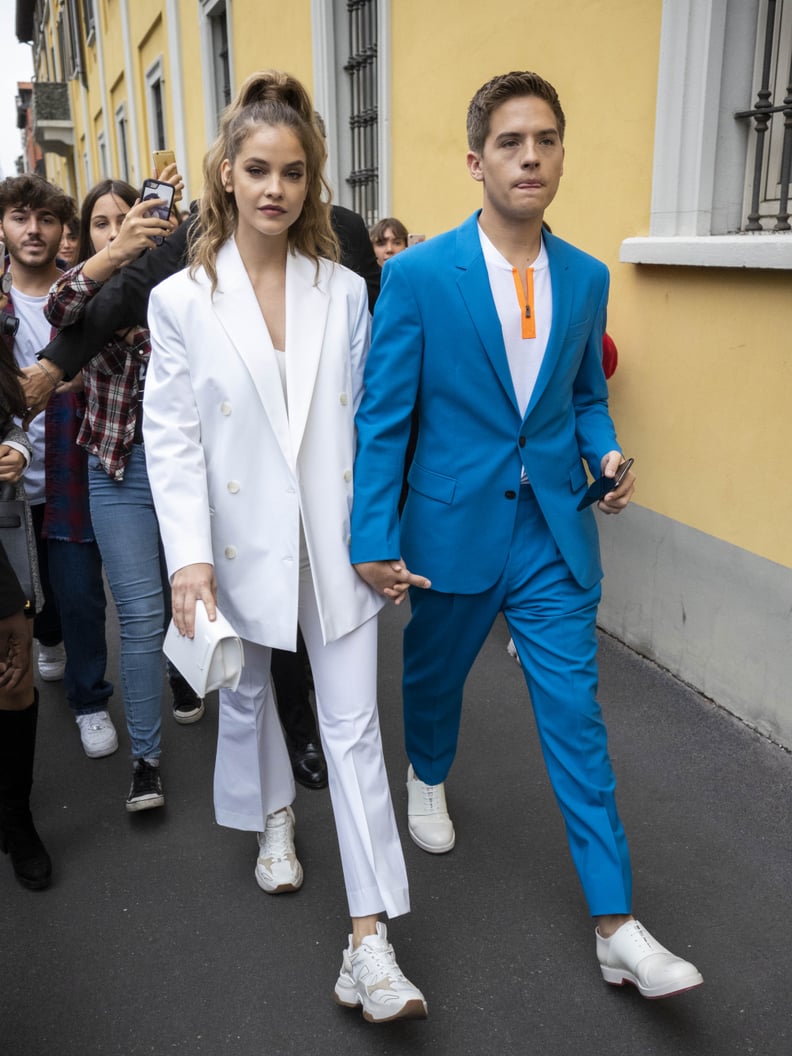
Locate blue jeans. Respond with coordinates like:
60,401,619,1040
47,538,114,717
88,446,167,761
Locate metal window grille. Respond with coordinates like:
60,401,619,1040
344,0,378,225
736,0,792,231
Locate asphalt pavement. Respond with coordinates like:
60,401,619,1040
1,601,790,1056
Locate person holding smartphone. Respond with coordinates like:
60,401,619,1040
45,175,202,814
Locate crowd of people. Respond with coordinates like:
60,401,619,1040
1,67,703,1024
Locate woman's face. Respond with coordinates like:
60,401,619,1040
222,123,308,245
89,192,131,255
373,226,407,267
58,227,79,265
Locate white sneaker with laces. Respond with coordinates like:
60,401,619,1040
334,922,428,1023
597,919,704,999
406,764,455,853
255,806,303,893
76,710,119,758
37,642,66,681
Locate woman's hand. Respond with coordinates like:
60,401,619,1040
0,445,26,483
156,161,185,201
171,562,217,638
108,198,172,266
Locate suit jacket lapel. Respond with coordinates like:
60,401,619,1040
523,231,571,420
284,252,330,464
454,214,520,414
209,238,293,468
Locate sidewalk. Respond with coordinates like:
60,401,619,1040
1,603,789,1056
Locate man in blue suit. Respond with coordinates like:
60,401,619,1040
351,71,703,999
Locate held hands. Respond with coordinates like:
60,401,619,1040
597,450,635,514
171,562,217,638
0,609,32,692
353,559,431,605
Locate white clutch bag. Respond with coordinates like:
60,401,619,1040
163,601,244,697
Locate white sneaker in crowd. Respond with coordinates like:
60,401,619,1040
334,922,428,1023
75,711,119,759
37,642,66,681
255,806,303,893
406,764,455,853
506,637,521,665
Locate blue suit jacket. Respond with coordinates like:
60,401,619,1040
350,211,620,592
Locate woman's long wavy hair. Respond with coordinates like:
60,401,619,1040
77,179,138,263
190,70,338,291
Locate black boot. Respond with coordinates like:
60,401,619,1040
0,693,52,890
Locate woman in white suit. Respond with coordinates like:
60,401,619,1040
143,71,427,1023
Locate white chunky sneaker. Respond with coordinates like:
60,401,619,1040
76,711,119,758
334,923,428,1023
597,920,704,999
37,642,66,681
255,806,303,893
506,637,521,665
406,764,455,853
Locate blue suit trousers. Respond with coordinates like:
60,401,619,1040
403,482,632,916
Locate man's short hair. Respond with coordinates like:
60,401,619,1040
0,173,75,223
466,71,566,154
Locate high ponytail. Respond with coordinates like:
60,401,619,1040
190,70,338,292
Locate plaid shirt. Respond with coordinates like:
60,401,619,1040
46,263,150,481
3,289,94,543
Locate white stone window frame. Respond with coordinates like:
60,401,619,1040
97,128,108,179
620,0,792,269
114,101,130,182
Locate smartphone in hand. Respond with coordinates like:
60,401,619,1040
576,458,634,511
152,149,182,201
140,178,176,245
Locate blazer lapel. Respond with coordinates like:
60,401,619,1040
284,252,330,463
454,214,520,413
209,238,293,468
523,231,571,420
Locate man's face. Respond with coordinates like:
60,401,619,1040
0,203,63,270
467,95,564,224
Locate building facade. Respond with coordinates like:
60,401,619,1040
15,0,792,746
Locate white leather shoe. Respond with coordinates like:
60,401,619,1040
406,764,455,853
597,920,704,998
255,807,303,893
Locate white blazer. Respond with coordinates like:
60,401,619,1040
143,237,383,650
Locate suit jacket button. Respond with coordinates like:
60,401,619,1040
343,469,352,482
339,392,349,406
224,545,237,559
519,436,526,447
227,480,240,494
505,490,517,499
220,401,232,415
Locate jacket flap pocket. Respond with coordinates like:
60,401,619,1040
407,461,457,504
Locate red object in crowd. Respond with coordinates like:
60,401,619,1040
602,332,618,379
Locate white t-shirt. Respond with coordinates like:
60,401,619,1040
10,287,51,505
478,224,552,418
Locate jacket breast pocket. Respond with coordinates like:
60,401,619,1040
406,461,457,505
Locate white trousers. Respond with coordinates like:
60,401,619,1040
213,565,410,920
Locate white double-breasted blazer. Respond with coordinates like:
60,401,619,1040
143,237,383,650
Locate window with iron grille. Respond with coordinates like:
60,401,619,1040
146,60,167,153
200,0,233,138
737,0,792,231
620,0,792,268
344,0,379,226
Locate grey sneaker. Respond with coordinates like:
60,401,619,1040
255,806,303,893
37,642,66,681
334,922,428,1023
